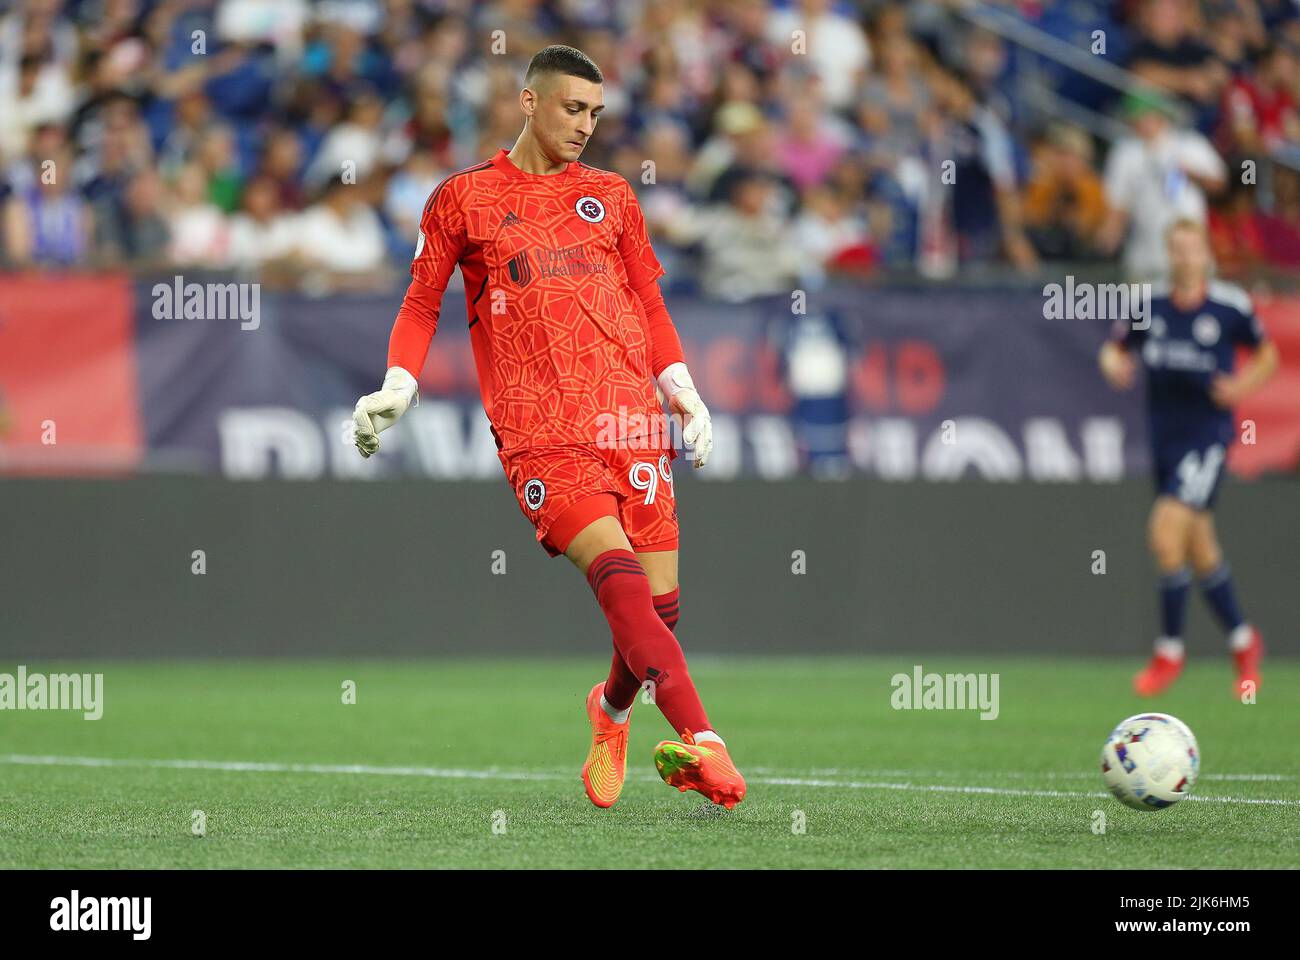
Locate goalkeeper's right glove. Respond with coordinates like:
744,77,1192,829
353,366,419,458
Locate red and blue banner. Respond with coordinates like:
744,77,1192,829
1,273,1296,481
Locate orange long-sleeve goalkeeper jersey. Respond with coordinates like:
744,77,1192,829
388,148,685,454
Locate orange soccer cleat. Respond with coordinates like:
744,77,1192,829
581,682,631,808
1133,652,1184,697
653,730,746,810
1232,626,1264,699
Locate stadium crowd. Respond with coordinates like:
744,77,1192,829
2,0,1300,296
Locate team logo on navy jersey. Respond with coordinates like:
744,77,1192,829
574,196,606,223
523,478,546,510
1192,313,1220,346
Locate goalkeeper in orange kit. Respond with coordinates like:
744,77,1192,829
351,45,745,810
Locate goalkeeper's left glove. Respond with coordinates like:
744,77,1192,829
353,366,419,458
657,361,713,468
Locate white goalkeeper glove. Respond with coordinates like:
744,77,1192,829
657,361,712,468
353,366,419,458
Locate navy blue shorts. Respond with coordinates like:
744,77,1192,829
1153,441,1227,511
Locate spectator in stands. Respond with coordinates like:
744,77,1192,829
78,100,152,204
0,0,79,71
82,110,154,259
1203,0,1267,79
156,87,214,178
1099,91,1227,279
305,90,387,191
961,27,1015,128
773,89,852,192
229,174,299,271
693,101,797,217
1126,0,1230,123
664,167,802,302
294,174,387,283
765,0,870,111
621,121,695,238
195,124,243,213
792,182,876,282
855,33,933,267
475,66,533,159
0,51,76,164
202,39,277,123
5,121,66,194
97,167,170,267
168,162,231,267
822,151,907,267
1218,43,1299,156
1254,164,1300,266
3,145,91,267
257,128,307,212
292,83,347,179
611,122,696,290
857,33,932,165
722,0,784,90
383,149,441,261
1207,175,1271,274
636,2,720,107
1022,123,1109,261
387,68,457,170
927,69,1037,273
630,66,697,146
68,53,146,154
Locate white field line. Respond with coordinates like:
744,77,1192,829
2,753,1297,806
747,767,1297,783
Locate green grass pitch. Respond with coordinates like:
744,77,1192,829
1,657,1295,869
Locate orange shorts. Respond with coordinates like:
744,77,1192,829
498,441,680,557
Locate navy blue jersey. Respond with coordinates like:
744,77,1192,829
1110,281,1265,449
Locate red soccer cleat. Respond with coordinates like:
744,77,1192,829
1232,627,1264,699
581,682,631,808
1134,653,1184,697
652,729,746,810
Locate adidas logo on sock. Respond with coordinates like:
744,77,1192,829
644,666,670,685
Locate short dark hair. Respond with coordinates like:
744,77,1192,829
525,44,603,87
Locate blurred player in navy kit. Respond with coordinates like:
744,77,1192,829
1100,218,1279,698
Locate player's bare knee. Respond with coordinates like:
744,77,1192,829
635,550,678,596
1149,531,1189,571
1151,544,1187,573
1148,502,1192,571
651,566,678,593
1189,518,1222,575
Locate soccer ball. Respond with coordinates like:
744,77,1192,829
1100,712,1199,811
